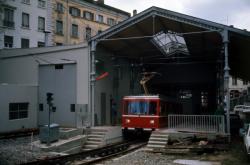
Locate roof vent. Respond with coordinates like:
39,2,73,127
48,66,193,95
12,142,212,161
229,25,234,28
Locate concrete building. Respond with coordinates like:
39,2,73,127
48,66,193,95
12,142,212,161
229,76,250,110
0,43,133,132
0,84,37,132
51,0,130,45
0,44,90,132
0,0,53,49
229,76,250,93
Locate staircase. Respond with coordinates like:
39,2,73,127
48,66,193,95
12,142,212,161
147,131,169,150
82,129,107,151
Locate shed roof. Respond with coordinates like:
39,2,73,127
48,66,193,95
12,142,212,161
92,6,250,81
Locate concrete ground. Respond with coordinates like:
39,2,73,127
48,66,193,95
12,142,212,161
0,136,249,165
0,136,62,165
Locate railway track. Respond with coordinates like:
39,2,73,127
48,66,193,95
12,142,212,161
0,129,38,140
23,140,147,165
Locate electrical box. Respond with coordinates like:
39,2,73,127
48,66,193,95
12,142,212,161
39,123,60,143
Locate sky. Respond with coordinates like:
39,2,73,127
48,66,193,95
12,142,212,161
105,0,250,30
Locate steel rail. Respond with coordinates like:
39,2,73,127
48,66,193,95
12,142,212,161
76,142,147,165
22,140,144,165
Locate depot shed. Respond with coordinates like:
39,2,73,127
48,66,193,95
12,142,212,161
88,6,250,135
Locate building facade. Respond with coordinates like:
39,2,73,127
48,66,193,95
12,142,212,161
0,44,90,131
51,0,130,45
0,0,53,49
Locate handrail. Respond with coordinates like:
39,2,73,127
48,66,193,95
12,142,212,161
168,114,225,134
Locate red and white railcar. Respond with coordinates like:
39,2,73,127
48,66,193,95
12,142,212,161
121,95,181,133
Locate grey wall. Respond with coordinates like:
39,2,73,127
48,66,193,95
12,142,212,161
0,45,89,129
0,46,89,105
0,85,37,133
38,64,77,127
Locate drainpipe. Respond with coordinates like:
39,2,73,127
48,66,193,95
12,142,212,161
90,40,96,126
221,29,231,142
44,31,51,47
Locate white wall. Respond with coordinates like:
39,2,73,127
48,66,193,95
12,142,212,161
229,76,250,92
0,46,89,104
0,0,52,48
0,84,37,133
0,45,89,128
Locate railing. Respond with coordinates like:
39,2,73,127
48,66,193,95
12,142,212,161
168,114,225,134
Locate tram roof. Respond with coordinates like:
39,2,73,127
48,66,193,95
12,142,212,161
123,95,161,99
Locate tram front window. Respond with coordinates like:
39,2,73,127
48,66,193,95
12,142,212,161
124,101,157,115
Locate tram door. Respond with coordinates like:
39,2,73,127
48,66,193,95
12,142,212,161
101,93,106,125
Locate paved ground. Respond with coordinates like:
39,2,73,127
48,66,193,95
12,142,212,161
100,139,250,165
0,136,249,165
0,136,57,165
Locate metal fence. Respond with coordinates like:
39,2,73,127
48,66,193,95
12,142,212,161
168,115,225,134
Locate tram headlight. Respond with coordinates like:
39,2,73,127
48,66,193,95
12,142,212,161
126,119,130,123
150,120,155,124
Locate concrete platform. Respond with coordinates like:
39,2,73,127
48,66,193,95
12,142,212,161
155,128,228,141
91,126,123,145
33,127,86,154
33,134,86,154
82,126,123,150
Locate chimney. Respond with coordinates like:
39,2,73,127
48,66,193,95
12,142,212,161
97,0,104,4
133,10,137,16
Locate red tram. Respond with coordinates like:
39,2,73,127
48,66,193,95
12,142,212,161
121,95,182,133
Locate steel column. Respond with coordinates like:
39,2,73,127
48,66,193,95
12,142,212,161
90,40,96,126
222,30,231,142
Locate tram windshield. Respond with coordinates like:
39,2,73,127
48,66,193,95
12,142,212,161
124,101,157,115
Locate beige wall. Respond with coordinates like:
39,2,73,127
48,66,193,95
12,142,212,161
52,0,129,45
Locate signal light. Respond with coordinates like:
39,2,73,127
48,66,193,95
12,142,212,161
46,92,54,106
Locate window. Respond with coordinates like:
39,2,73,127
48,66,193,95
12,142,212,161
38,0,46,8
9,103,29,120
96,14,104,23
39,104,43,111
243,80,248,85
85,27,91,40
232,77,237,86
69,7,80,17
83,11,94,21
56,42,63,46
55,64,63,69
56,2,64,13
3,8,14,28
21,0,30,5
22,13,29,28
70,104,75,112
71,24,78,37
124,101,157,115
98,30,102,34
21,38,29,48
107,18,115,26
38,41,45,47
4,35,13,48
38,16,45,31
56,20,63,35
